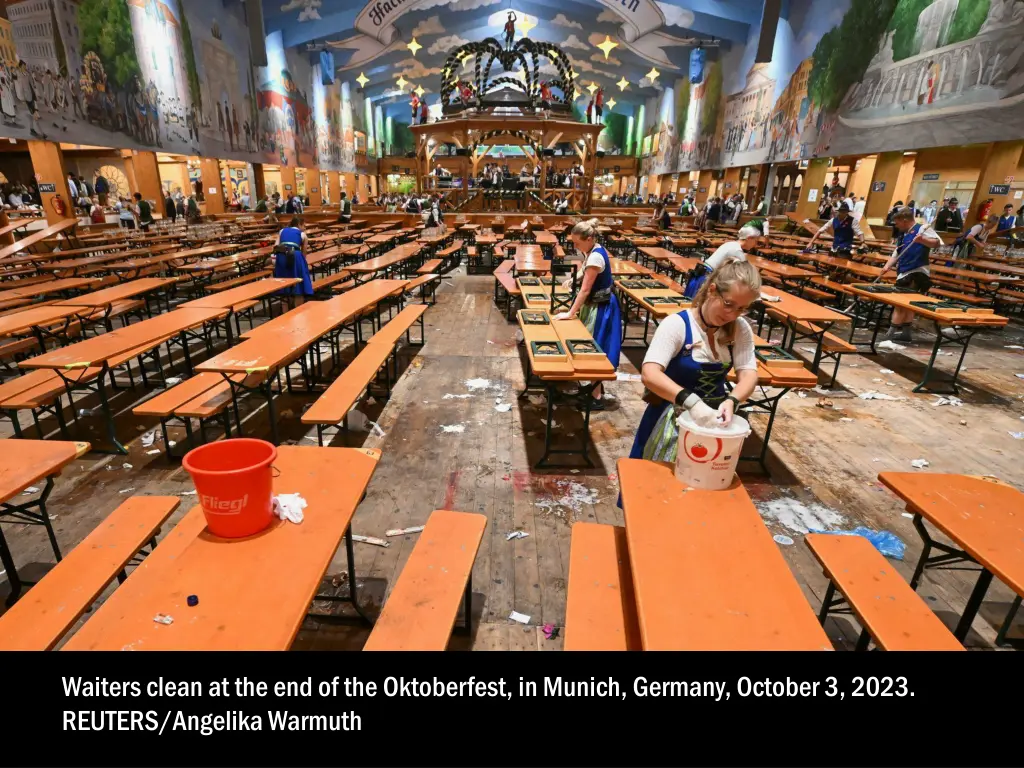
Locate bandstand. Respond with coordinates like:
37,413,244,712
408,32,603,214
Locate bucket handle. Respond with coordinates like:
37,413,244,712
271,465,281,478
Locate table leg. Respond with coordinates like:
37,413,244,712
914,322,975,395
954,567,994,643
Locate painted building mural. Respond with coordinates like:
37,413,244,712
643,0,1024,175
0,0,367,174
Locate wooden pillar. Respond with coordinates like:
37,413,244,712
694,170,714,206
279,166,297,200
305,169,323,207
326,172,341,205
973,140,1024,223
252,163,267,201
123,150,164,204
0,210,13,246
864,151,904,221
795,157,830,221
27,141,77,226
722,166,742,198
200,158,226,214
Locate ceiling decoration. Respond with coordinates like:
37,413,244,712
266,0,751,114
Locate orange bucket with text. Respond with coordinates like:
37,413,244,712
182,438,277,538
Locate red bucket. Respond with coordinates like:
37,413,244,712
182,438,277,538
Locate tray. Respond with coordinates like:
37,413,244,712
530,339,567,361
565,338,606,359
854,283,901,294
647,296,685,305
521,311,549,325
618,279,647,289
755,345,805,369
525,293,548,303
518,276,540,286
638,279,663,289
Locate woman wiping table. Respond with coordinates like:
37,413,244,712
553,219,622,410
629,259,761,462
273,217,314,304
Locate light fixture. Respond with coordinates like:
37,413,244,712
607,98,616,109
407,38,422,56
356,72,369,88
516,14,537,37
596,35,618,59
396,75,408,89
616,76,629,91
645,67,659,84
586,82,598,95
414,85,425,97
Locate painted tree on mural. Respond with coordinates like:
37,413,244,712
888,0,990,61
78,0,141,89
807,0,899,111
179,9,203,113
674,77,690,137
700,61,722,136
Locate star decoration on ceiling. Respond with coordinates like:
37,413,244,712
516,14,537,37
356,72,369,89
414,85,425,97
586,82,598,95
596,35,618,60
407,38,422,56
396,75,408,89
645,67,660,84
616,76,629,91
607,98,616,109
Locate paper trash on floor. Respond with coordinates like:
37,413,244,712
385,525,424,537
508,611,531,624
352,534,389,547
911,459,930,469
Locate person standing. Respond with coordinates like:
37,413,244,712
273,217,314,304
806,202,864,255
934,198,963,232
875,207,941,342
164,191,177,223
133,193,154,232
686,225,762,298
553,219,622,410
628,260,761,462
338,192,352,224
94,173,109,206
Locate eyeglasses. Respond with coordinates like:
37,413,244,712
719,296,752,314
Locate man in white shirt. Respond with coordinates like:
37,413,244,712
853,196,866,221
703,225,762,271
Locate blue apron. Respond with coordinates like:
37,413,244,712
627,311,732,463
273,226,314,296
830,215,854,251
578,245,622,370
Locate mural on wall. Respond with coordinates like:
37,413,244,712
184,2,259,159
253,31,316,168
0,0,202,156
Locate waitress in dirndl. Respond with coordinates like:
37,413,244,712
628,259,761,462
553,218,622,410
273,216,314,304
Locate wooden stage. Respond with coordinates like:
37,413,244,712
1,272,1023,650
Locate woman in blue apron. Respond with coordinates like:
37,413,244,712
628,259,762,463
273,217,314,303
684,225,761,299
553,219,622,410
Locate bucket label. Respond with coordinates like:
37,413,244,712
201,494,248,515
682,432,723,464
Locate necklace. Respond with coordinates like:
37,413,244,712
698,304,721,331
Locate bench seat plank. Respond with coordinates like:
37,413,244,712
0,496,180,650
806,533,963,651
301,343,394,426
565,522,642,650
367,304,427,348
363,510,486,651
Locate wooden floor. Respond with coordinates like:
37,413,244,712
3,271,1024,650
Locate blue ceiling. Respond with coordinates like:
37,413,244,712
261,0,766,113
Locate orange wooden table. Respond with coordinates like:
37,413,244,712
0,277,100,306
0,439,89,604
58,276,178,314
345,244,421,281
62,446,382,650
845,284,1007,393
618,458,832,650
177,277,300,310
879,472,1024,645
0,220,79,261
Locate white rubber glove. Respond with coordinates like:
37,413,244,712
553,312,573,321
561,277,574,289
688,400,718,427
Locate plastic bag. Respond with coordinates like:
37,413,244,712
808,526,906,560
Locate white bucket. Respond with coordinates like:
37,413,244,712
674,410,751,490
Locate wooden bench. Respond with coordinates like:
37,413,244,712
783,318,856,387
369,303,428,349
416,258,443,275
493,271,520,319
435,239,464,271
132,372,247,457
404,273,440,305
0,366,103,439
312,270,352,296
928,287,991,305
302,342,396,445
0,496,181,650
806,533,963,651
564,522,642,650
207,269,271,293
363,510,486,650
